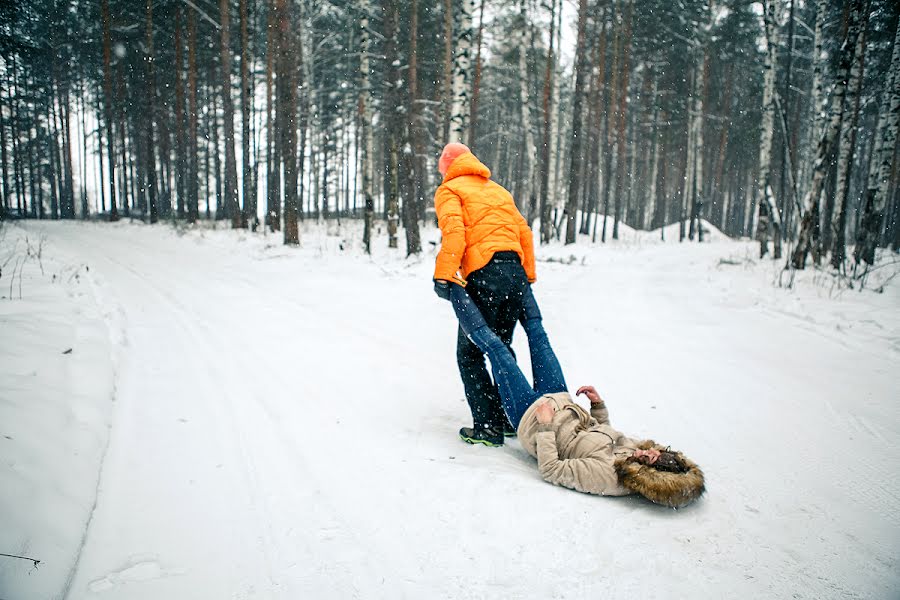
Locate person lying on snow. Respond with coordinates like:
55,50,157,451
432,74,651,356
447,283,705,508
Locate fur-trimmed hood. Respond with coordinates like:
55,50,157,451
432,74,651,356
614,440,705,509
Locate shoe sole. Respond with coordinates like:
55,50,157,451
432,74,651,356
459,434,503,447
503,432,517,438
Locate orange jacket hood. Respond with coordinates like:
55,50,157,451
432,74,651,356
442,152,491,182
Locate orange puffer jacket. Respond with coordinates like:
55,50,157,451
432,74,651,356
433,152,536,285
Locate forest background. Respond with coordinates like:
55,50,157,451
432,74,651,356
0,0,898,275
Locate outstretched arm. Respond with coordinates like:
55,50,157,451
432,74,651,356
577,385,610,425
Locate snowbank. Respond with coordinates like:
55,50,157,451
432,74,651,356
0,224,115,599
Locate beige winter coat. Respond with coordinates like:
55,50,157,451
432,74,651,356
516,392,640,497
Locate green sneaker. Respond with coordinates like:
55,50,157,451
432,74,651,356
459,426,504,447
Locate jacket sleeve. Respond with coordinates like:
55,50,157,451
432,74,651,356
433,186,467,285
534,429,625,496
516,211,537,283
589,402,611,426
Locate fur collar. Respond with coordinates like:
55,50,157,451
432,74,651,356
614,440,705,509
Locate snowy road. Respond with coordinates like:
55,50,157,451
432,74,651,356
2,221,899,599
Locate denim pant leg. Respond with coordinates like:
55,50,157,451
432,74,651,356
520,286,568,395
451,285,540,428
522,318,568,396
456,326,497,428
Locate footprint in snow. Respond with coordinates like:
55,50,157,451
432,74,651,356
88,557,185,593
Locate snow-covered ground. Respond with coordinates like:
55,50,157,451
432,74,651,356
1,219,898,600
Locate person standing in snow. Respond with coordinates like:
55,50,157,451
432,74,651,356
448,283,705,508
432,142,537,447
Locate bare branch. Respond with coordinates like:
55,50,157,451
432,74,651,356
182,0,220,30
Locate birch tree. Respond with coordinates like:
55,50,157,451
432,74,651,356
855,16,900,265
442,0,453,142
791,0,863,269
829,2,868,269
756,0,783,259
384,0,400,249
359,0,375,253
449,0,473,143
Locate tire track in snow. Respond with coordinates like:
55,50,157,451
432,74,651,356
60,226,412,597
67,252,280,596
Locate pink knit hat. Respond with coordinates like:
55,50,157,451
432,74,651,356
438,142,471,176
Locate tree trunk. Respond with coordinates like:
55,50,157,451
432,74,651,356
711,68,733,231
404,0,422,255
584,8,608,237
549,6,563,237
240,0,256,230
653,117,669,232
276,0,299,244
48,101,60,219
58,75,76,219
779,0,796,237
384,0,400,249
211,80,223,219
538,0,557,244
449,0,473,143
564,0,590,244
756,0,782,258
0,77,9,218
265,0,280,231
359,0,375,245
174,7,186,219
95,91,106,213
855,16,900,265
220,0,241,229
297,13,310,222
612,0,633,240
516,0,537,223
468,0,485,150
830,3,868,269
690,1,714,242
8,65,24,216
145,0,159,224
442,0,454,142
187,10,199,223
601,1,620,243
791,0,863,269
79,80,89,218
117,65,129,215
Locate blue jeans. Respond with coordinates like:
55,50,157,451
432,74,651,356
456,253,528,429
450,284,568,428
